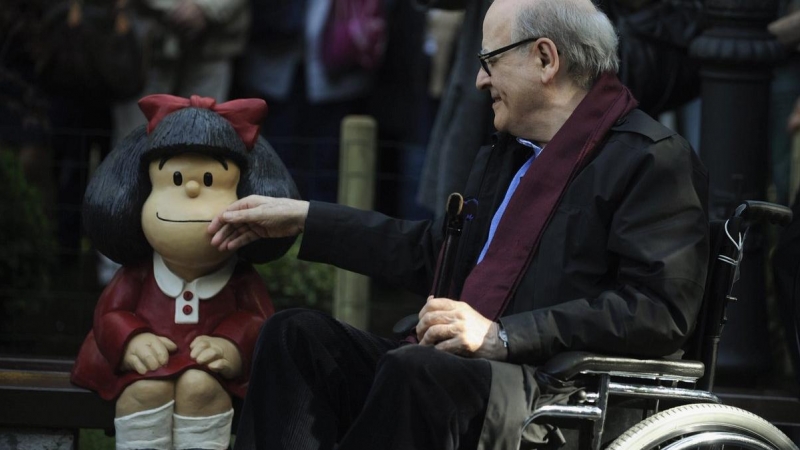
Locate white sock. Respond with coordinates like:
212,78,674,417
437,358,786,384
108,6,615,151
173,408,234,450
114,400,175,450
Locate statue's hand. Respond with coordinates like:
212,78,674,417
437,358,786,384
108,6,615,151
121,333,178,374
190,335,242,379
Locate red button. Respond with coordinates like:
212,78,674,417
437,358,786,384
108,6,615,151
183,305,193,315
183,291,194,300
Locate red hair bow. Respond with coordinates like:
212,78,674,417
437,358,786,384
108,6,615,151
138,94,268,150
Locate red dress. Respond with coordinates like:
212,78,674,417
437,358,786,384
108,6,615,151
71,257,274,400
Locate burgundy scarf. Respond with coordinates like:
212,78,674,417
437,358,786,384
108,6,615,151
457,72,638,321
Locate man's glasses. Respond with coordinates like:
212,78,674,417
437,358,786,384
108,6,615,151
477,37,541,77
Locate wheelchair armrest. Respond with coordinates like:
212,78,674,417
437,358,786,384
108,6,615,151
540,351,705,382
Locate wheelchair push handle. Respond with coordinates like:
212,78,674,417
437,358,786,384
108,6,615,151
734,201,793,226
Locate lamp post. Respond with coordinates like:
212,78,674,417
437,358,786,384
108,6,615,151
689,0,783,385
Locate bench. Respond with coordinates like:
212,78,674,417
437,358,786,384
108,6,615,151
0,356,261,449
0,357,114,449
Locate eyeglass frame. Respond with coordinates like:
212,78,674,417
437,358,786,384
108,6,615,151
477,37,542,77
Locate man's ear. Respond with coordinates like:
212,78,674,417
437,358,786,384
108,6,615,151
535,38,559,83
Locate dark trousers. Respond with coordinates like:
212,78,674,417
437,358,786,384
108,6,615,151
233,309,492,450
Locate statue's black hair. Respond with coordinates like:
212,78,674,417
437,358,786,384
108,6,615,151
83,107,300,266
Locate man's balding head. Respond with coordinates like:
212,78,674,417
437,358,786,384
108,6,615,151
509,0,618,89
477,0,620,141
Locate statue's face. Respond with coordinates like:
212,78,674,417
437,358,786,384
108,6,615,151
141,153,240,277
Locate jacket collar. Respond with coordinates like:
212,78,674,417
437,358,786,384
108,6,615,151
153,252,237,299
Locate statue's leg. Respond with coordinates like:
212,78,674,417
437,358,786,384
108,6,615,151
173,369,234,450
115,379,177,450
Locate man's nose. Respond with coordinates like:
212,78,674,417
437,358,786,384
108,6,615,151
185,180,201,198
476,67,490,90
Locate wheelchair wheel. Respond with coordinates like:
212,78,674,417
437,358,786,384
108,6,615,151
606,404,798,449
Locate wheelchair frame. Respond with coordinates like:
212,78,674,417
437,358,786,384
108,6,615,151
524,201,797,450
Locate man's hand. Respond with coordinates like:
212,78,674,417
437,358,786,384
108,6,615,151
416,296,508,361
122,333,178,374
208,195,310,252
190,335,243,379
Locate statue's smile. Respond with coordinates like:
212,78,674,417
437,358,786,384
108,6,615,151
156,212,212,223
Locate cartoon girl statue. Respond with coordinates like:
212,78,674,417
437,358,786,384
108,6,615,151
71,94,299,450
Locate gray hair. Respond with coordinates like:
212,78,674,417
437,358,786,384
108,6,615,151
512,0,619,89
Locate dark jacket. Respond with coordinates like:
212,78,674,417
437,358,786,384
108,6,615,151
299,109,709,364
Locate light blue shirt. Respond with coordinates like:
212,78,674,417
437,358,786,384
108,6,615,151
476,139,543,264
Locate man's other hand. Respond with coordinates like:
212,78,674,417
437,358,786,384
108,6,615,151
416,296,508,361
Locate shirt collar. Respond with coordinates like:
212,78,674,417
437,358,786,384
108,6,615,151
153,252,237,299
516,138,544,159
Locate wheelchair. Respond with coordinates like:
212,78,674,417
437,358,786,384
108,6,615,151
524,201,797,450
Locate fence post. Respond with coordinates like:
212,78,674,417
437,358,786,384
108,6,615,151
333,116,377,329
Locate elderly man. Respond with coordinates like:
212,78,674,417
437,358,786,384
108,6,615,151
209,0,709,448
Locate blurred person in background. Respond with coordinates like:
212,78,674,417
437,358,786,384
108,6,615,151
236,0,387,203
769,0,800,206
415,0,494,215
112,0,250,143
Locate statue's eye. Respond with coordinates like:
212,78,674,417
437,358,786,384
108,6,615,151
204,172,213,187
173,172,182,186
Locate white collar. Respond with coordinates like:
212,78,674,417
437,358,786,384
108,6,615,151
153,252,237,299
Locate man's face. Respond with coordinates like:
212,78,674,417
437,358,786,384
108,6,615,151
476,2,541,136
141,153,240,273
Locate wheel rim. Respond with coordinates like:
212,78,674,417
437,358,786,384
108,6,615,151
628,422,780,449
660,431,778,450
